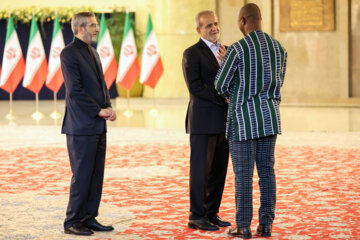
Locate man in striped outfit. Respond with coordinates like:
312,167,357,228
215,3,287,239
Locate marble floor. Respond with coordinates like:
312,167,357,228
0,98,360,132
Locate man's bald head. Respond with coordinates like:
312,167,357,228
238,3,262,36
239,3,262,21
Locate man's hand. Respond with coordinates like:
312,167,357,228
98,108,111,119
104,107,117,121
217,44,226,62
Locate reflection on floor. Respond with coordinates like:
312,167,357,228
0,98,359,131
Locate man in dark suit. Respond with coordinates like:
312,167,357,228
60,12,116,236
182,10,230,231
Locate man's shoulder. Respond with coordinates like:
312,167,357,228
61,42,72,53
63,41,77,51
183,40,203,54
61,41,79,58
259,32,286,50
226,40,243,54
236,37,249,47
229,36,255,53
262,31,277,41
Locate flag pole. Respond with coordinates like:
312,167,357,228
32,93,44,121
36,93,39,112
5,93,15,122
50,91,61,122
127,89,130,108
152,88,155,106
123,89,133,117
126,89,131,126
150,88,158,116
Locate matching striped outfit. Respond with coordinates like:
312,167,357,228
215,30,287,227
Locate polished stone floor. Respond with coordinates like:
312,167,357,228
0,98,359,132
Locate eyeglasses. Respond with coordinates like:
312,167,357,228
87,23,99,28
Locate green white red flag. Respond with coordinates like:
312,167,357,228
0,15,25,93
140,14,163,89
116,12,140,90
97,13,118,89
23,15,48,93
46,15,64,93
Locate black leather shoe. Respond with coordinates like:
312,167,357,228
64,222,93,235
83,218,114,231
207,215,231,227
228,226,252,239
256,224,272,237
188,218,219,231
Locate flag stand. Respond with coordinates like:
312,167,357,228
150,89,158,117
5,93,15,123
31,93,44,121
50,91,61,121
123,89,133,117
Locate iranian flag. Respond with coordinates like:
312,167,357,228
23,16,48,93
46,15,64,93
0,15,25,93
116,12,140,90
97,13,118,89
140,14,163,89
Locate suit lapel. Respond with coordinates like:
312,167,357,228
79,45,100,79
198,39,220,68
91,48,108,95
89,46,104,78
77,44,107,98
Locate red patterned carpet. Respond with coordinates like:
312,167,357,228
0,143,360,239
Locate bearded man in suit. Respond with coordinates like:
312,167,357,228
60,12,116,236
182,10,230,231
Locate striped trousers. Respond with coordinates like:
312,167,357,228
229,124,277,227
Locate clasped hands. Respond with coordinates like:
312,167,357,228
98,107,116,121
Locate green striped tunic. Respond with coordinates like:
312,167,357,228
215,30,287,141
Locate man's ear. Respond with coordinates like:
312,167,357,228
242,17,246,25
77,25,84,35
196,27,201,34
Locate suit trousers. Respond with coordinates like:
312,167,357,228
189,133,229,220
64,133,107,229
229,124,277,227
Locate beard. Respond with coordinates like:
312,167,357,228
207,32,220,43
84,30,98,44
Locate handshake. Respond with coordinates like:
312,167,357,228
98,107,117,121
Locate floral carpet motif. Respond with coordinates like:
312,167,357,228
0,144,359,239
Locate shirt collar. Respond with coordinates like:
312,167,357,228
74,37,91,49
201,37,220,49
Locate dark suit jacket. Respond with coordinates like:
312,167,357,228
182,39,228,134
60,37,111,135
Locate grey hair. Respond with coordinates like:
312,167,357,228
195,10,215,28
71,12,95,35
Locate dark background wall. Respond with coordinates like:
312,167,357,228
0,16,118,100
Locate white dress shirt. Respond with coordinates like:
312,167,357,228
201,37,221,65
